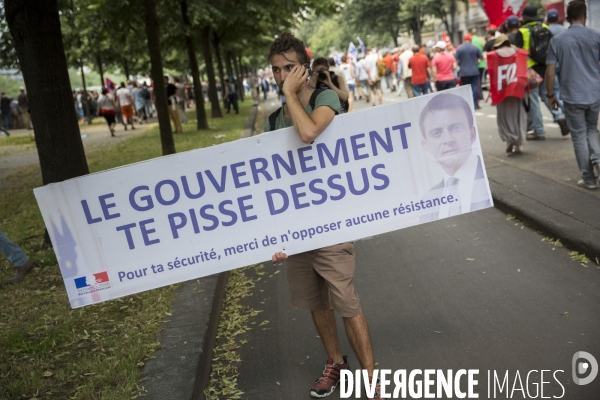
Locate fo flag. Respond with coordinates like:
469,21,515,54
486,49,529,105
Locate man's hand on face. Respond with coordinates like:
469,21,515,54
282,65,309,97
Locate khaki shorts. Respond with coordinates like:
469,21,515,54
369,80,381,90
286,242,362,318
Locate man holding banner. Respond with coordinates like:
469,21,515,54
265,32,386,399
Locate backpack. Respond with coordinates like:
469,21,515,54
527,22,553,65
268,89,325,132
377,58,386,78
141,88,150,100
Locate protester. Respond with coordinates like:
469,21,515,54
131,82,147,124
0,229,41,286
116,82,135,130
431,41,456,91
142,83,154,119
339,55,356,112
545,8,567,118
471,28,486,100
455,34,482,109
1,92,13,130
505,16,521,44
365,47,383,106
17,87,31,130
408,45,431,96
174,77,188,124
546,1,600,189
165,76,182,134
265,32,387,399
483,27,497,52
488,35,528,155
399,44,414,98
355,54,370,102
515,5,569,140
224,77,239,114
97,88,117,137
310,56,349,113
249,73,259,106
185,83,194,108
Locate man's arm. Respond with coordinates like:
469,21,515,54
283,65,336,144
545,66,559,110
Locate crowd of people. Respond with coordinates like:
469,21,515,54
0,87,31,133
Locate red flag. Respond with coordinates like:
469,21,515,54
478,0,529,28
487,49,529,105
105,78,116,92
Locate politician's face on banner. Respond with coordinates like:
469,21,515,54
419,94,476,175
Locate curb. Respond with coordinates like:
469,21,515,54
488,167,600,262
141,106,260,400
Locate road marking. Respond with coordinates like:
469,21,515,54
475,112,485,116
486,115,497,118
545,123,559,128
543,116,553,121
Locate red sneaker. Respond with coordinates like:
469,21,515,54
366,376,389,399
310,355,349,398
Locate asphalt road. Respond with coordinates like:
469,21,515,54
236,207,600,399
234,88,600,399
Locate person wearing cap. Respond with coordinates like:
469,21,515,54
489,35,528,155
545,1,600,189
455,33,482,108
515,5,570,140
505,16,521,44
546,9,566,37
431,41,456,92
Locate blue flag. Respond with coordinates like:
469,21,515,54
348,42,358,62
356,36,366,55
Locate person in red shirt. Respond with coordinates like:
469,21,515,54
407,45,431,96
431,41,457,91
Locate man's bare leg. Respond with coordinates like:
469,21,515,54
312,309,344,364
377,89,383,105
343,313,375,375
369,88,376,104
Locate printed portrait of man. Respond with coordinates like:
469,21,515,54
418,92,492,223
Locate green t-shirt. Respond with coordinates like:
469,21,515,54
471,35,487,69
263,89,341,132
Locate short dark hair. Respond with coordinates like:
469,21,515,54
567,0,586,21
101,88,108,95
412,45,420,53
487,29,496,36
341,55,347,62
268,32,310,65
312,57,329,69
419,93,474,139
328,57,335,66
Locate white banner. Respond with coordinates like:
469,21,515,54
34,86,493,308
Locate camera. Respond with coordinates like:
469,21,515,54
318,70,335,81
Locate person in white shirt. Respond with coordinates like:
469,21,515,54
418,93,492,222
355,55,370,102
399,44,414,98
116,82,135,130
339,55,356,112
364,47,382,105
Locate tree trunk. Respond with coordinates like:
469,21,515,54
5,0,89,186
232,49,244,101
212,33,226,108
122,58,130,81
79,59,92,124
96,53,105,88
450,0,458,45
180,1,208,130
201,26,222,118
225,49,234,77
143,0,175,155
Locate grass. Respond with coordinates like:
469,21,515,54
0,134,36,148
0,100,253,400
